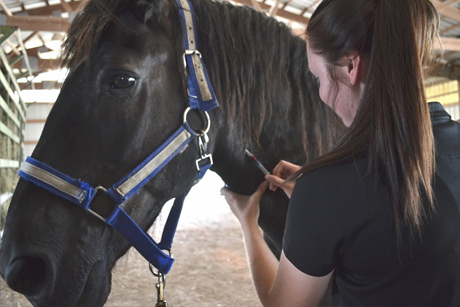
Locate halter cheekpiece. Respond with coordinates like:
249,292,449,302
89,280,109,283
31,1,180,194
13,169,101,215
18,0,218,279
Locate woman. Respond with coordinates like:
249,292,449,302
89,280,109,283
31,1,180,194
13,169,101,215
221,0,460,306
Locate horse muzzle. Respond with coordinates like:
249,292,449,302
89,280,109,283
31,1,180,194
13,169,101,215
0,244,110,307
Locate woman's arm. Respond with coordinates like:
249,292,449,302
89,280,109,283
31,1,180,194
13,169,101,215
221,182,332,306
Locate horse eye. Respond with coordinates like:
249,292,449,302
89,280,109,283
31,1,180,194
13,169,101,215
110,76,136,89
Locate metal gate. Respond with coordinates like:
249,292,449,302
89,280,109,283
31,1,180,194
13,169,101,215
0,26,33,236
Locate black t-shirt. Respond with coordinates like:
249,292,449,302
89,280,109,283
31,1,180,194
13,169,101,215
283,102,460,306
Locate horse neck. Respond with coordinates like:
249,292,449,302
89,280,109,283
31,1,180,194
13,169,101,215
190,0,331,193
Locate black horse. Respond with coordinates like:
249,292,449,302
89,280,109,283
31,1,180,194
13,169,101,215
0,0,342,305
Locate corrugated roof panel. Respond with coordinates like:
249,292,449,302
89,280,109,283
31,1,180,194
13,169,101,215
288,0,316,12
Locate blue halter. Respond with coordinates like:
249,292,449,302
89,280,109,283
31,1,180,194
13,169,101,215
18,0,218,275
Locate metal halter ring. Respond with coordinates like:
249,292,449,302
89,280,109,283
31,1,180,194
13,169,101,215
183,107,211,134
149,249,173,277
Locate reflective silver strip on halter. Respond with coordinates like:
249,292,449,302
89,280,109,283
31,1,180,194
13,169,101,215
20,161,87,202
116,128,192,197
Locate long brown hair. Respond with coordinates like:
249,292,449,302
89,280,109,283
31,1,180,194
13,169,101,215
296,0,440,241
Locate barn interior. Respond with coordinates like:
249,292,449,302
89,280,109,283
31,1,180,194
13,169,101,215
1,0,460,306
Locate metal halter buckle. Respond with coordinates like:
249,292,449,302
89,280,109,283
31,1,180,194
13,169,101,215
182,49,202,69
196,131,213,171
87,186,109,223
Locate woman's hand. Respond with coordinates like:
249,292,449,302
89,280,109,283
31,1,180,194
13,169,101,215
265,160,301,198
221,181,268,226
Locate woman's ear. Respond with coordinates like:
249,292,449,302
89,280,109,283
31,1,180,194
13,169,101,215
347,53,362,86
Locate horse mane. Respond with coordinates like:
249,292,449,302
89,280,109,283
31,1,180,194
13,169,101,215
61,0,340,160
192,0,339,158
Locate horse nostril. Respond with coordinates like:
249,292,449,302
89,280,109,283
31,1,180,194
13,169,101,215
5,256,47,296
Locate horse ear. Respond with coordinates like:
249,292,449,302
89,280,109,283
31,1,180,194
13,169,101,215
135,0,170,24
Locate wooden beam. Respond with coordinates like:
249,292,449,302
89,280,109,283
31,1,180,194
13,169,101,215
232,0,310,25
434,0,459,10
21,1,82,16
24,141,39,145
0,0,12,16
26,119,46,124
13,0,25,12
250,0,262,12
268,6,279,16
268,0,282,17
281,0,293,10
36,33,47,47
440,20,460,35
432,0,460,23
22,31,38,45
60,0,73,12
3,15,70,32
6,40,20,55
437,37,460,51
12,54,60,72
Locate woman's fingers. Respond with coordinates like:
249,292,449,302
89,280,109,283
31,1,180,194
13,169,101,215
272,160,301,178
265,174,285,191
265,174,295,198
221,181,268,224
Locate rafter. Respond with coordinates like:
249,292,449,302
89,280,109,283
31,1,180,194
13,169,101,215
281,0,293,10
0,0,12,16
2,15,70,32
14,0,26,12
233,0,309,25
22,31,38,45
250,0,262,12
437,37,460,51
60,0,73,12
432,0,460,23
36,33,47,47
6,40,20,55
21,1,82,16
440,20,460,35
268,0,282,17
434,0,459,10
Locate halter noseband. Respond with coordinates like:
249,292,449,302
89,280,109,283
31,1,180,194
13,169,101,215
18,0,218,276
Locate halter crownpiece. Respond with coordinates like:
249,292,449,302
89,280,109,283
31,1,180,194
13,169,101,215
18,0,218,277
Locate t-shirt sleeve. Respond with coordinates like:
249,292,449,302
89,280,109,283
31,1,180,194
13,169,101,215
283,169,343,277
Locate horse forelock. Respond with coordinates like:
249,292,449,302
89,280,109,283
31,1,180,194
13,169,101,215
60,0,181,71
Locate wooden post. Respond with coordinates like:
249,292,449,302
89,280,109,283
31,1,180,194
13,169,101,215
268,0,282,17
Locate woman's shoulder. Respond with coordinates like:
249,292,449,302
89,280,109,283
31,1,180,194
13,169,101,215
295,157,369,192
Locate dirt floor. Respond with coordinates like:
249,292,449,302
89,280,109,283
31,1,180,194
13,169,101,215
0,214,262,307
0,173,262,307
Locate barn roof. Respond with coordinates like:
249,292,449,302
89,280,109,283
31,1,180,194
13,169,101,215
0,0,460,87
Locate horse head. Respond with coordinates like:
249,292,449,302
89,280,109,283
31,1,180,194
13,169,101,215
0,0,216,305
